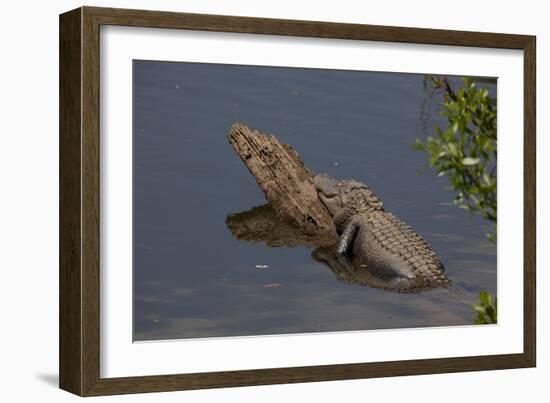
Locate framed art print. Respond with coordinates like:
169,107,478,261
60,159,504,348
59,6,536,396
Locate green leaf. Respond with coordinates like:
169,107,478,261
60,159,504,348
447,143,458,156
462,157,480,165
480,291,490,305
451,121,459,134
473,305,486,314
411,139,426,151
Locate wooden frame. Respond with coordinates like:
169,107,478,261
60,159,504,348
59,6,536,396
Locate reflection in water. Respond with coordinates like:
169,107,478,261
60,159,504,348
226,204,336,248
227,204,448,293
313,246,431,293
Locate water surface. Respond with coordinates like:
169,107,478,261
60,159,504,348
133,61,497,341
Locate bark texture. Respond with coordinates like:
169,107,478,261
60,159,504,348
228,123,337,241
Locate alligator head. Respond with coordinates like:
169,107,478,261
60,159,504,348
314,173,384,217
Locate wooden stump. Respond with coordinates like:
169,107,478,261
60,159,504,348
228,123,337,242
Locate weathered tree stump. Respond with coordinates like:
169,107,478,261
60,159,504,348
228,123,337,242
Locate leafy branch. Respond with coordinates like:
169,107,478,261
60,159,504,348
413,76,497,241
473,291,498,324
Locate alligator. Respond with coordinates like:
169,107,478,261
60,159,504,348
314,174,450,293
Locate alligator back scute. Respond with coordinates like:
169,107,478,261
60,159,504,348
367,211,449,290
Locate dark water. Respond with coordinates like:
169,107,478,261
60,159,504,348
133,61,497,341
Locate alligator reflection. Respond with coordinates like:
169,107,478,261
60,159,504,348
226,204,446,293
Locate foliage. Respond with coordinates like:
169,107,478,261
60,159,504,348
413,76,497,241
473,291,498,324
414,77,498,323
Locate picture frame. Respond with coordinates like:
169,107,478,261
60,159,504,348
59,6,536,396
